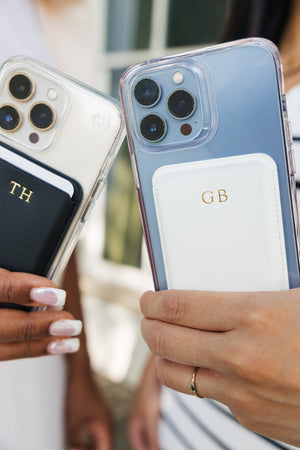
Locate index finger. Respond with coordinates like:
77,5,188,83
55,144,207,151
140,290,252,331
0,268,56,306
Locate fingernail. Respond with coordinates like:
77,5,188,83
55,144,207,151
30,287,66,306
49,320,82,337
46,305,64,312
47,338,80,355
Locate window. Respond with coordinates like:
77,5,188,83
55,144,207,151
82,0,229,280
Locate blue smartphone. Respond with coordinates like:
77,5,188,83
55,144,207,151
120,38,300,292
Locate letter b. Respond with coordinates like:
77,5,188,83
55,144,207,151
218,189,228,203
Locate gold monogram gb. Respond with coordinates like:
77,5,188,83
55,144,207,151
201,189,228,205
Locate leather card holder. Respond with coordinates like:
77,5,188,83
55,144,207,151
0,158,79,275
153,153,289,292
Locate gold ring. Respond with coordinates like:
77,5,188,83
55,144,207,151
191,367,203,398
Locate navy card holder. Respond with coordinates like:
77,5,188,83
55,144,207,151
0,156,82,276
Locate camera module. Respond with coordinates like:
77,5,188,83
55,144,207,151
9,74,34,101
0,105,22,132
134,78,160,107
140,114,166,142
168,89,195,119
29,103,56,130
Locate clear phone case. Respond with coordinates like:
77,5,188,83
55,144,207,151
120,38,300,290
0,56,125,282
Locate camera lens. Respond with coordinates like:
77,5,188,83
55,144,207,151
140,114,166,141
168,90,195,119
29,103,55,130
0,105,21,131
134,78,160,106
9,74,33,101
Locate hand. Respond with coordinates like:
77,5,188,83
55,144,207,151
140,289,300,447
128,355,160,450
66,372,112,450
0,267,82,360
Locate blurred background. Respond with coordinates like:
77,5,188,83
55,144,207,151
37,0,229,447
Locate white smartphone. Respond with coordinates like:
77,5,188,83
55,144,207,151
0,56,125,283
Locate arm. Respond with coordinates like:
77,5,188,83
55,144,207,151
63,252,112,450
128,354,160,450
63,251,90,376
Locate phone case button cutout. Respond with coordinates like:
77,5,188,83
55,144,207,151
81,201,95,222
92,173,106,200
285,121,293,144
289,149,297,175
281,94,288,116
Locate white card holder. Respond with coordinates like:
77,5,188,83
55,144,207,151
152,153,289,291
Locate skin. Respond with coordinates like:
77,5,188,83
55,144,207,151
140,289,300,447
0,266,76,359
0,0,111,446
0,255,111,448
129,1,300,447
36,0,112,444
66,372,112,450
280,0,300,90
63,253,112,450
127,355,160,450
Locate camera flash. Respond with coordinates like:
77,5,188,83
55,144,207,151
29,132,39,143
47,88,58,100
172,72,183,84
181,123,192,136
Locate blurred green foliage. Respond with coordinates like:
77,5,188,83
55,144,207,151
136,0,152,49
104,140,142,266
168,0,228,46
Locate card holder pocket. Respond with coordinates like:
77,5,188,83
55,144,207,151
0,158,80,276
153,153,289,292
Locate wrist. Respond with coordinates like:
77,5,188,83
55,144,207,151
68,362,93,383
67,331,92,380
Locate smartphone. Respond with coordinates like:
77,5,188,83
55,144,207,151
120,38,300,292
0,56,125,283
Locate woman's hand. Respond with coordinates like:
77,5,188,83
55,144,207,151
140,288,300,447
66,372,112,450
0,267,82,360
128,355,160,450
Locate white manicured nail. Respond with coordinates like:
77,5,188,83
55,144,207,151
49,320,82,337
47,338,80,355
30,288,66,306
